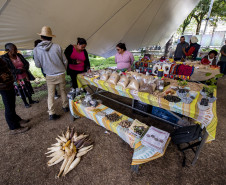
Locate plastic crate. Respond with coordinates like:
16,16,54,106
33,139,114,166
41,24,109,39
152,106,179,124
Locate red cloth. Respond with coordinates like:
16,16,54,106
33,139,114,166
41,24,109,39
177,64,193,76
201,57,210,65
185,47,195,56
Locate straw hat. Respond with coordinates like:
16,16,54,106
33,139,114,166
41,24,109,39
38,26,56,37
190,36,198,43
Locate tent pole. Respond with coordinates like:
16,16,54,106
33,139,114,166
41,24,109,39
0,0,10,15
203,0,214,35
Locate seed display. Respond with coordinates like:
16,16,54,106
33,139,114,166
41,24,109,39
105,113,121,122
134,126,145,135
164,95,181,103
119,120,132,128
178,89,189,93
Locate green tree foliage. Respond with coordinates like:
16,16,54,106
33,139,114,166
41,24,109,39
180,11,195,35
178,0,226,35
192,0,210,35
209,0,226,32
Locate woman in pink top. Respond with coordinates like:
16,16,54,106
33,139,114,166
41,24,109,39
115,43,134,71
64,38,90,89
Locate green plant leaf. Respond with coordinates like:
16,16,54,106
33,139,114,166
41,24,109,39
215,73,224,78
205,73,212,76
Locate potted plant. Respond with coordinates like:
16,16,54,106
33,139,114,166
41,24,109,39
205,86,217,103
177,80,189,98
198,97,210,110
177,79,188,89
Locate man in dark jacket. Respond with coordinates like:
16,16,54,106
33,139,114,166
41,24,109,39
174,36,189,61
0,58,30,134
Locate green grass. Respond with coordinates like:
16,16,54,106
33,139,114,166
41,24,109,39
89,55,140,70
26,58,44,79
89,56,116,69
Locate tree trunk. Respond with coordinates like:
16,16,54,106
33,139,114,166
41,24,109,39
164,35,173,57
196,21,202,35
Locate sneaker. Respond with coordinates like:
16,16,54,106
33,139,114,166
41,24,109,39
25,104,31,108
30,100,39,104
49,114,61,120
54,95,60,100
19,119,30,127
10,127,30,135
62,107,69,112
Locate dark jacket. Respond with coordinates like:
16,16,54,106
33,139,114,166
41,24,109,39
185,43,200,60
0,58,14,90
1,53,35,81
64,45,90,74
174,42,189,59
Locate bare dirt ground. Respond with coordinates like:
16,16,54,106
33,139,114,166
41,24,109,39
0,77,225,185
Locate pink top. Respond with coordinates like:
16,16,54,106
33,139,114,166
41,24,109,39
11,56,27,80
115,50,134,70
69,47,86,71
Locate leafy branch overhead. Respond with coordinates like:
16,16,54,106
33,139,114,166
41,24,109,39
178,0,226,35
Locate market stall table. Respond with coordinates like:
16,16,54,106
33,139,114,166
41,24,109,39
69,100,170,170
76,73,218,165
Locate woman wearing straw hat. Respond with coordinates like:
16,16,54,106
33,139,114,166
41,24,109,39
182,36,201,60
33,26,69,120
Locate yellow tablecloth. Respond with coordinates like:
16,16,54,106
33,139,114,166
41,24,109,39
77,74,218,142
69,100,170,165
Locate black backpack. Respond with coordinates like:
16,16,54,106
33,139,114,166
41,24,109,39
171,125,202,166
171,124,202,145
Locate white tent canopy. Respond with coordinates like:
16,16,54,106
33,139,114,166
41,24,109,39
0,0,199,57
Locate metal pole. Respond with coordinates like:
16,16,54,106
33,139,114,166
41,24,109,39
0,0,10,15
192,128,208,165
203,0,215,35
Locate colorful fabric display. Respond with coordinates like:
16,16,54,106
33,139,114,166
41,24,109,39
177,64,194,76
152,63,161,75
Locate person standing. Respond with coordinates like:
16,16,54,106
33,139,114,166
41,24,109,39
34,39,59,99
0,58,30,134
115,43,134,71
1,43,39,108
174,36,189,61
64,38,90,89
182,36,200,60
218,40,226,75
33,26,68,120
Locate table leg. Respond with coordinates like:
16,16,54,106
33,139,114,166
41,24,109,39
131,165,139,173
87,85,96,94
70,114,75,122
192,129,208,165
